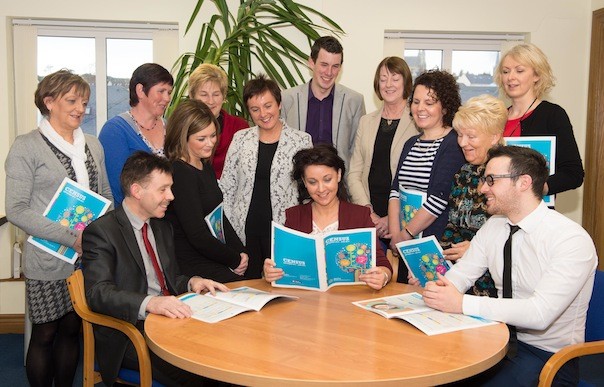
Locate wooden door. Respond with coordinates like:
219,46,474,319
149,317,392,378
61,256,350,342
582,8,604,270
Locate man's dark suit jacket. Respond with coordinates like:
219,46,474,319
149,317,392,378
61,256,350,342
284,200,392,271
82,205,190,385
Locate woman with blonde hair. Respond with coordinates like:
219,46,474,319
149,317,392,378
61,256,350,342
495,43,583,196
188,63,249,178
164,99,248,282
439,94,507,296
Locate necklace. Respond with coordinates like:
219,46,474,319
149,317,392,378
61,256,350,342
416,127,447,152
382,104,404,125
508,97,537,136
129,110,159,131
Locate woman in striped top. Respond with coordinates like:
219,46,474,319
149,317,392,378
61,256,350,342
387,70,465,283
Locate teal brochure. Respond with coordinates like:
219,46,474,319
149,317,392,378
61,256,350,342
28,178,111,264
204,202,226,243
395,235,450,287
271,222,376,291
398,187,426,238
504,136,556,206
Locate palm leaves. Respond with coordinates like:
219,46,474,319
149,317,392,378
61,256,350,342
168,0,344,118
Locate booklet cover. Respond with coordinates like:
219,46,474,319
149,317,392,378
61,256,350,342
271,222,376,291
27,178,111,265
396,235,451,287
504,136,556,206
179,286,297,323
204,202,225,243
353,292,498,335
398,187,426,238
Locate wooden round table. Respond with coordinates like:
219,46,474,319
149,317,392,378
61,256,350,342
145,279,508,386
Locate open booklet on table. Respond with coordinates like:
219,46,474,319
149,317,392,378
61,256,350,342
353,292,497,336
179,286,297,323
271,222,376,291
396,235,451,287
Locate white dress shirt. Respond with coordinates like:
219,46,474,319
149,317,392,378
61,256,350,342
446,201,597,353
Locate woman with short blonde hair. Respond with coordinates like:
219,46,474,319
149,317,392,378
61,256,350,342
188,63,249,178
495,43,583,196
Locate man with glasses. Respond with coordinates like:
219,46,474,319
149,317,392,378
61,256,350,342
422,145,597,385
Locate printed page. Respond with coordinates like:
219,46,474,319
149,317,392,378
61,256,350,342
323,228,376,288
179,293,252,323
28,178,111,264
399,187,427,238
271,222,323,290
352,292,432,318
504,136,556,206
204,202,225,243
396,236,450,287
207,286,297,311
399,310,497,336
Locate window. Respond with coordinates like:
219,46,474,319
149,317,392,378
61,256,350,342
384,32,526,102
12,19,178,137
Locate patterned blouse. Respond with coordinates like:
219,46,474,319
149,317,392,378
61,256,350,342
441,163,496,297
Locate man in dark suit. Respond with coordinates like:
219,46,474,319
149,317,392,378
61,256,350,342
82,151,228,386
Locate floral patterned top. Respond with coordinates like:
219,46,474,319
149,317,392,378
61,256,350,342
441,163,496,297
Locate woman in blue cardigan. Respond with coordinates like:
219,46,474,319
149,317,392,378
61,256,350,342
387,70,465,283
98,63,173,205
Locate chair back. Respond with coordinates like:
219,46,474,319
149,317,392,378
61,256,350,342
67,269,154,387
586,270,604,342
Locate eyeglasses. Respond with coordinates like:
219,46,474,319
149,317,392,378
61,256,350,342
479,174,520,186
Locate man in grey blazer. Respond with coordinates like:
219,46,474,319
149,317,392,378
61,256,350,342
281,36,365,168
82,151,228,386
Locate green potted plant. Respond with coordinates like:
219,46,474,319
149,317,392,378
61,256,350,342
168,0,344,118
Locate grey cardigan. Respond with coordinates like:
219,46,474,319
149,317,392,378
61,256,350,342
5,129,113,280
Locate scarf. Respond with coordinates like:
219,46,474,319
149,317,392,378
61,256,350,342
38,118,90,189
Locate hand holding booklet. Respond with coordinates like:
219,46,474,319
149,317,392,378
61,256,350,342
396,235,451,287
271,222,376,291
179,286,297,323
353,292,497,335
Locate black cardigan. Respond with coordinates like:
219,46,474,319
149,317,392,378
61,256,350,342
519,101,584,195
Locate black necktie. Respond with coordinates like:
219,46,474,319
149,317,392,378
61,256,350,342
503,224,520,357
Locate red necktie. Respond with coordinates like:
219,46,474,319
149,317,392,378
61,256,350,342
141,223,170,296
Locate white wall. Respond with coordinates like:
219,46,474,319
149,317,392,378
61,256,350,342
0,0,594,313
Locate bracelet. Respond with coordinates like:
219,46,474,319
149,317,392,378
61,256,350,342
404,227,415,238
382,271,390,288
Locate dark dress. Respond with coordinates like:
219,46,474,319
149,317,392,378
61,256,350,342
245,141,279,278
165,159,245,283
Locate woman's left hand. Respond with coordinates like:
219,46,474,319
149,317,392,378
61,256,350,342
372,215,390,239
359,267,390,290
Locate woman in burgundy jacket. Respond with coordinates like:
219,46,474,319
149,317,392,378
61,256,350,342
263,144,393,290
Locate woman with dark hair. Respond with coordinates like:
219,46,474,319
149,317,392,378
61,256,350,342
164,99,248,282
387,69,465,283
348,56,416,242
220,74,312,278
99,63,174,205
263,144,393,290
5,70,112,386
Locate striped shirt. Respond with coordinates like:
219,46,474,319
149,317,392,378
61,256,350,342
389,137,449,217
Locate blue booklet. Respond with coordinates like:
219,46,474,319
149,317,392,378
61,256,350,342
504,136,556,206
27,178,111,264
204,202,225,243
271,222,376,291
398,187,426,238
395,235,451,287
